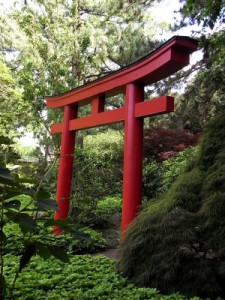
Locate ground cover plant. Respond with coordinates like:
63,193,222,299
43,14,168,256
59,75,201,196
3,254,201,300
117,111,225,298
0,136,90,299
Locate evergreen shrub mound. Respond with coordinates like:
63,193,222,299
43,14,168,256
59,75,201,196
117,112,225,298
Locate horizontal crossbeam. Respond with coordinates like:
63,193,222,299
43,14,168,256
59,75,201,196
135,96,174,118
51,96,174,134
45,36,197,108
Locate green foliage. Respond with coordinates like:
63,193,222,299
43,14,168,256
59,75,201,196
158,146,198,195
73,130,123,199
72,194,122,229
0,0,166,152
171,30,225,134
92,195,122,227
142,159,163,200
180,0,225,29
69,227,107,254
84,129,124,162
0,137,85,299
117,111,225,298
71,130,123,226
3,253,194,300
143,147,198,201
0,57,26,138
4,216,107,257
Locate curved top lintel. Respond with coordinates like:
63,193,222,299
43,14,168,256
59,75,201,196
45,36,198,108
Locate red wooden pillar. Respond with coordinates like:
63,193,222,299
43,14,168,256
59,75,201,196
53,105,77,235
121,83,144,233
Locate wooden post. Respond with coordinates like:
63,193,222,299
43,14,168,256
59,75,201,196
121,83,144,233
53,105,77,235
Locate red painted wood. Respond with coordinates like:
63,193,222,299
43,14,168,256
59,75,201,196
45,36,198,236
51,96,174,134
121,83,144,233
53,105,77,236
45,37,198,108
92,94,105,115
51,122,63,134
51,108,125,134
70,107,125,131
135,96,174,118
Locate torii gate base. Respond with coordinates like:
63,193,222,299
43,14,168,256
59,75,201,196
45,36,198,236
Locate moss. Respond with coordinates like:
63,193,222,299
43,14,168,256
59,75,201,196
117,111,225,298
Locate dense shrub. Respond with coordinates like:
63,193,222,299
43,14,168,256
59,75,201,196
72,129,123,201
71,130,123,226
71,128,199,220
158,146,198,195
71,194,121,228
117,112,225,298
142,159,163,200
143,147,198,200
143,127,200,161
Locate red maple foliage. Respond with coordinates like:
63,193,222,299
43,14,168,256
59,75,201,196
143,127,201,161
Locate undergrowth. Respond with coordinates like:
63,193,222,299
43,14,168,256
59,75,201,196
4,254,200,300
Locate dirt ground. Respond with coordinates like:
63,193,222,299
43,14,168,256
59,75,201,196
94,248,118,259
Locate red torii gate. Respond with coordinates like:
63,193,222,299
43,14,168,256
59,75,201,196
45,36,198,236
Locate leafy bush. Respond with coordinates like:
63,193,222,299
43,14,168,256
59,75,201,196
158,146,198,195
117,112,225,298
142,159,163,200
70,195,122,249
143,127,200,161
71,130,123,227
2,194,106,256
142,147,198,200
74,195,122,227
93,195,121,228
3,254,198,300
72,129,123,201
69,227,107,254
71,128,199,225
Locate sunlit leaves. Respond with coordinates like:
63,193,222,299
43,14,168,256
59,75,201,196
0,59,25,138
1,0,167,150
